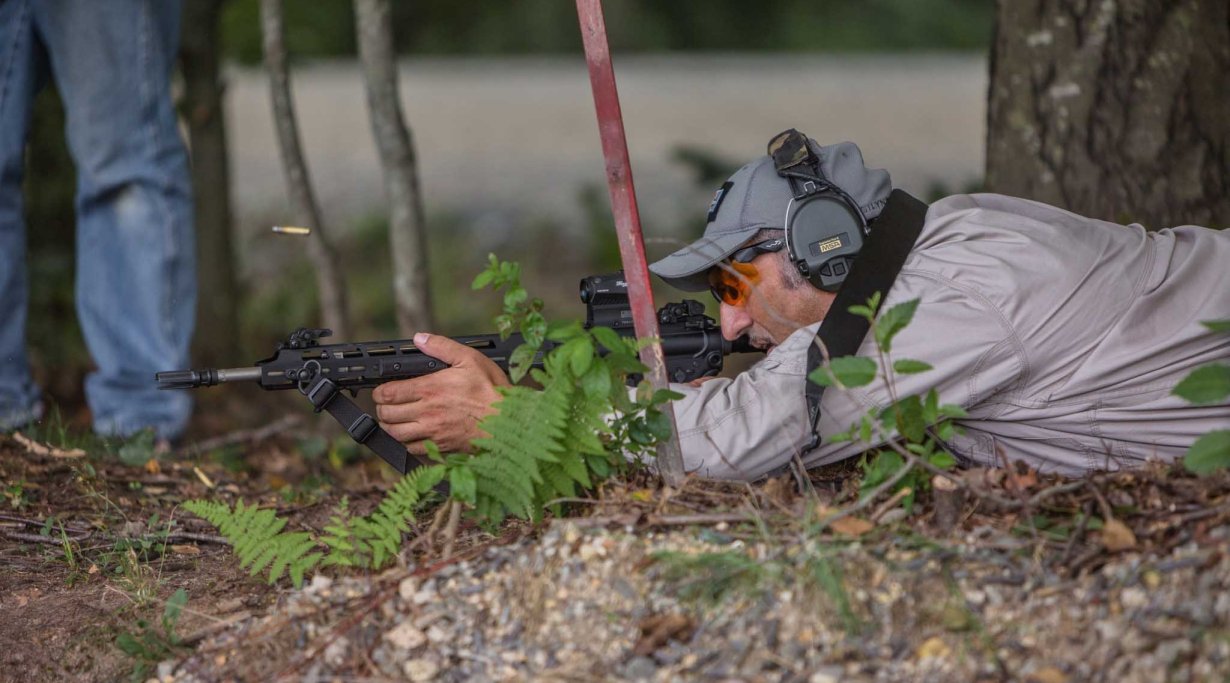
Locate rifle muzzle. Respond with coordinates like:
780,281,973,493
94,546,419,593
156,367,261,389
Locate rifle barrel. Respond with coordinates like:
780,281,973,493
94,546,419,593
155,367,262,389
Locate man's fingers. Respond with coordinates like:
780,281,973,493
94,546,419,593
375,402,416,425
412,332,481,367
373,378,421,405
379,418,431,445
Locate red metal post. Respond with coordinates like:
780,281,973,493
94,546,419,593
574,0,685,485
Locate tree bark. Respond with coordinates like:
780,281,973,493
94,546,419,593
181,0,240,366
986,0,1230,228
260,0,351,339
353,0,435,335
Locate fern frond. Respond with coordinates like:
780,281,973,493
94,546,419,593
182,499,321,587
538,461,577,499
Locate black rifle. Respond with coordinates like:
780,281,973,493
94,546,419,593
157,273,754,473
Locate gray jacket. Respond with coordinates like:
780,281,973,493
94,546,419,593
666,193,1230,478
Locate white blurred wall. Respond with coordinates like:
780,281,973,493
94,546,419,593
225,53,986,251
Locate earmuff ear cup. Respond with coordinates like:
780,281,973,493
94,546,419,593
785,194,866,292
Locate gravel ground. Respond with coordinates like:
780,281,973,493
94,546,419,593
164,513,1230,682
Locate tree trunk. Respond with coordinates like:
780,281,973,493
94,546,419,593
181,0,240,366
354,0,435,335
986,0,1230,228
260,0,351,339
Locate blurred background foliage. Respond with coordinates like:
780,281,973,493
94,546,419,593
218,0,994,62
22,0,994,429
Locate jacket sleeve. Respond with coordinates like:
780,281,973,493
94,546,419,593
661,269,1026,479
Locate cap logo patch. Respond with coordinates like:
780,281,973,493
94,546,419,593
707,181,733,223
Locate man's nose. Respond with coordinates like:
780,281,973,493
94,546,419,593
719,302,752,341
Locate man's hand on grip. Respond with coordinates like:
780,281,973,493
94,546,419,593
372,333,511,455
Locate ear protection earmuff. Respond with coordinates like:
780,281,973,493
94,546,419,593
767,129,867,292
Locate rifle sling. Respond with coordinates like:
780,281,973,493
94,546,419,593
804,189,928,451
304,375,425,475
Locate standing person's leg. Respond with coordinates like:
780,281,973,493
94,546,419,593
35,0,195,439
0,0,45,430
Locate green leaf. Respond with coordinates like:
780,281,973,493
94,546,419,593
471,269,494,290
508,344,538,383
847,304,876,320
928,451,957,469
922,389,940,425
162,588,188,634
808,366,836,387
115,632,145,658
580,364,612,399
859,414,873,443
1173,364,1230,405
1203,319,1230,333
937,404,968,419
860,451,904,498
646,410,675,441
424,442,445,464
1183,430,1230,476
893,359,933,375
568,337,595,377
828,356,878,388
590,326,624,352
546,320,585,341
629,421,654,445
890,395,926,442
449,466,477,504
118,430,157,466
521,311,547,347
874,298,920,354
652,389,685,404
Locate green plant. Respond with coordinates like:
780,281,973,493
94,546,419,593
804,550,863,635
4,480,29,509
1174,320,1230,475
651,527,865,636
117,429,158,466
115,588,188,682
319,467,445,569
450,255,679,524
652,549,771,605
183,464,444,587
182,498,323,588
810,293,966,512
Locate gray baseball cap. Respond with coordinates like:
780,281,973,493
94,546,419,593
649,138,892,292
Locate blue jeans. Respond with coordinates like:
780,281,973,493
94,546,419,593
0,0,195,438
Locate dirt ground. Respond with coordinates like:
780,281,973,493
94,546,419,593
3,405,1229,682
0,396,401,683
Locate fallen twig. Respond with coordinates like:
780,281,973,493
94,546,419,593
179,610,253,647
11,431,87,458
441,500,462,558
176,414,303,457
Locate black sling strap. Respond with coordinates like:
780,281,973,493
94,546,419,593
804,189,928,451
303,374,423,474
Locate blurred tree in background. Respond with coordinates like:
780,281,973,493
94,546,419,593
182,0,242,367
218,0,995,61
